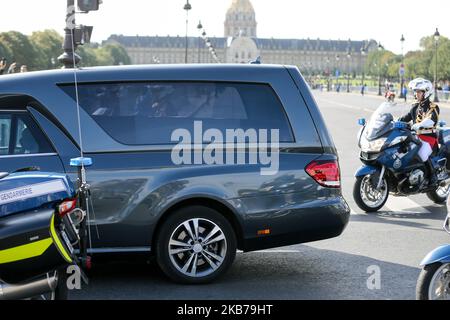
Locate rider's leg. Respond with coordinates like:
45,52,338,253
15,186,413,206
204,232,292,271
418,141,437,185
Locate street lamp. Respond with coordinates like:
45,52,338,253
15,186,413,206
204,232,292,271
400,34,406,98
378,43,383,96
58,0,81,68
335,54,340,92
197,21,203,63
434,28,440,102
360,46,366,88
346,51,351,93
326,57,331,92
183,0,192,64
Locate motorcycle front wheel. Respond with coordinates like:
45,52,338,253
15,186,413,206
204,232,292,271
416,263,450,300
353,174,389,213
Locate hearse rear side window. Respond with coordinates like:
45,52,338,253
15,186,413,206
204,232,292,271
60,82,294,145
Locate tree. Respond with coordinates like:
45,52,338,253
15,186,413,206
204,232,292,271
404,35,450,82
77,43,131,67
30,30,64,69
101,44,131,65
365,49,396,79
0,31,40,70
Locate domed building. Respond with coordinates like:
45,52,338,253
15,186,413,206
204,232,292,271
106,0,377,74
225,0,257,38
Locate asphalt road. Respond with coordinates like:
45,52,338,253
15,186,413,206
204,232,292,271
71,91,450,300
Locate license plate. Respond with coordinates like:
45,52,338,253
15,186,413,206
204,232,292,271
61,230,74,254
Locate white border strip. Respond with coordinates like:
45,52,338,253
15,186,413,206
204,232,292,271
0,179,67,206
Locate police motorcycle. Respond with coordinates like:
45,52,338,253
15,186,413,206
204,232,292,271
353,100,450,213
0,158,93,300
416,207,450,300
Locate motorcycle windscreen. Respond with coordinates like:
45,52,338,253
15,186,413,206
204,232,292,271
0,209,74,284
365,102,411,140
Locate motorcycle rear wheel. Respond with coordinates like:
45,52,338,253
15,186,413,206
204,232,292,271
426,185,450,204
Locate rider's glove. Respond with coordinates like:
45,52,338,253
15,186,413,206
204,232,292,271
412,118,435,131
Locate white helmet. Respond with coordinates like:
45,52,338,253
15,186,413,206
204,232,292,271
408,78,433,100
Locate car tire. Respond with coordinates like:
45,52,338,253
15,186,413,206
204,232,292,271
156,205,237,284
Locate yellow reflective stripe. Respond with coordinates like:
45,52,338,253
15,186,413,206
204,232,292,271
0,238,53,264
50,214,73,263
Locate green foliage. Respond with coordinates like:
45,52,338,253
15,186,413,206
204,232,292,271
0,30,131,71
405,35,450,81
0,31,40,70
30,30,64,69
364,34,450,83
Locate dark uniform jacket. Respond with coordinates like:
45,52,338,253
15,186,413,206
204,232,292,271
399,99,440,138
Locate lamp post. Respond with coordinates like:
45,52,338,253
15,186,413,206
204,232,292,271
197,21,203,63
400,34,406,99
346,51,351,93
360,46,366,87
434,28,440,102
326,57,331,92
378,43,383,96
184,0,192,64
335,54,340,92
58,0,81,68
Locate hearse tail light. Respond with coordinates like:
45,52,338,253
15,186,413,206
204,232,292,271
306,160,341,189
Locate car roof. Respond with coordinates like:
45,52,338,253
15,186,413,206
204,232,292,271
0,64,292,89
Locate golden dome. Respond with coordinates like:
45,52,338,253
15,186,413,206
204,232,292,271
227,0,255,14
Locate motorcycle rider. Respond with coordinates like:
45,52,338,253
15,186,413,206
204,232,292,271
399,78,440,184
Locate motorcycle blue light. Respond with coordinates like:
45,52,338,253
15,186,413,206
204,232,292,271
394,122,407,129
70,157,93,167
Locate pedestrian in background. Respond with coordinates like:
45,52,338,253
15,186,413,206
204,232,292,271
402,86,408,103
20,65,28,73
7,62,17,74
0,58,7,75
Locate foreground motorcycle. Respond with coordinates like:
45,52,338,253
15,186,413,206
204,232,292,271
0,159,91,300
416,211,450,300
354,102,450,212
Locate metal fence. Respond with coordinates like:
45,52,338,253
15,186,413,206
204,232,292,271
320,84,450,103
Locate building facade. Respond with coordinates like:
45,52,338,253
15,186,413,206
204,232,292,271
105,0,377,75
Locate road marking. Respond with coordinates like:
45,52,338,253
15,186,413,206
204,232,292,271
384,197,431,214
237,249,300,254
318,98,364,112
350,197,431,215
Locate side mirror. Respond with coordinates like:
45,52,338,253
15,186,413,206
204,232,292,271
358,118,366,126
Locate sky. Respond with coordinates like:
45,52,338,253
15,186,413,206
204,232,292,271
0,0,449,54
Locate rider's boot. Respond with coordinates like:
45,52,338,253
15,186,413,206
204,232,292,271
427,158,438,186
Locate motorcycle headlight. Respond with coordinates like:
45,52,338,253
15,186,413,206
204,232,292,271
361,137,388,153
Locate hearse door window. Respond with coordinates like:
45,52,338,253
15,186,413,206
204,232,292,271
0,114,12,155
0,112,54,156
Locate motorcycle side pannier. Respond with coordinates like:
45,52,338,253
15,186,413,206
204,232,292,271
438,128,450,170
0,209,76,284
0,173,77,284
